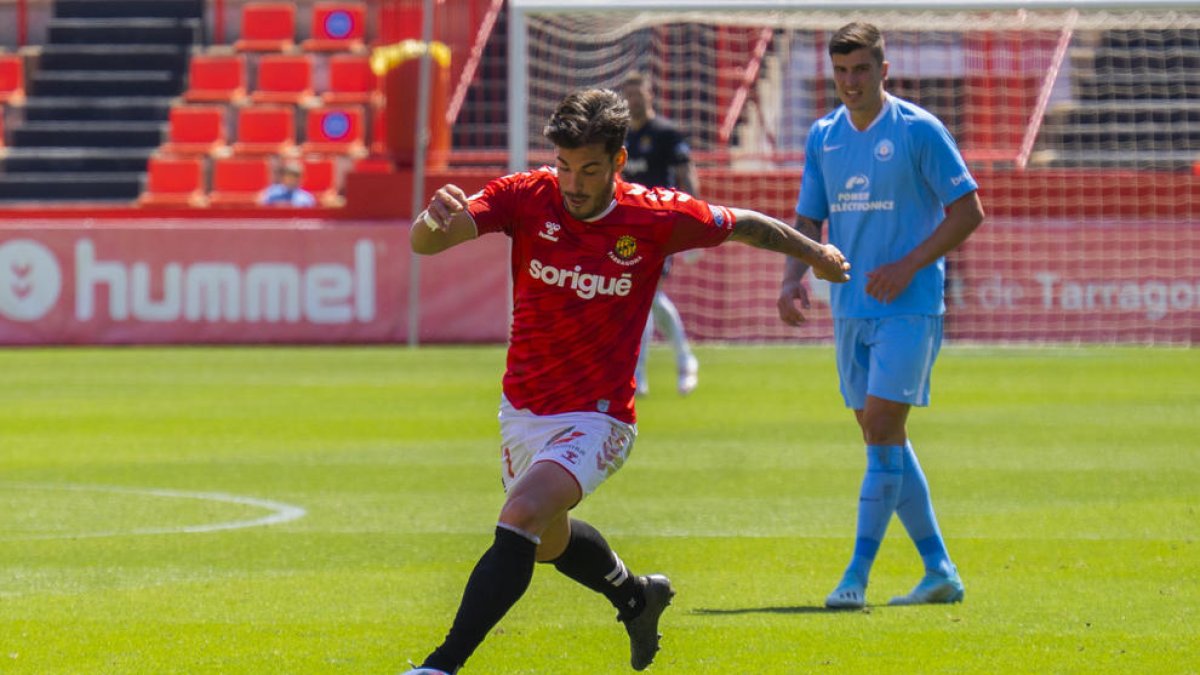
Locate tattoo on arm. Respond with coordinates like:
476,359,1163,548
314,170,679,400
795,215,823,241
783,215,823,283
732,214,790,250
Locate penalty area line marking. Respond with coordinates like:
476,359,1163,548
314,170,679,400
0,482,307,541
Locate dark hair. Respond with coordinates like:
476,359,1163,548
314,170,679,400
829,22,885,65
542,88,630,156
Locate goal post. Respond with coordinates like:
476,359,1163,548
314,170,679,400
505,0,1200,344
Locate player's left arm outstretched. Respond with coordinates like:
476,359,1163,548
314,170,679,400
864,190,984,303
728,208,850,284
410,183,480,255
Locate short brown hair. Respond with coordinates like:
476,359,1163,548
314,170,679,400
829,22,885,65
542,88,630,156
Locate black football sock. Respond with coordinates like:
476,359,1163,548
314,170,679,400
423,525,538,672
548,518,645,619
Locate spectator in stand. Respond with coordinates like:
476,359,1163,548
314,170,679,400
260,160,316,207
620,71,702,397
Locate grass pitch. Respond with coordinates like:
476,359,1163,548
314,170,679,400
0,344,1196,674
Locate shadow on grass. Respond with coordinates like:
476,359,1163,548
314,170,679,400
692,605,867,616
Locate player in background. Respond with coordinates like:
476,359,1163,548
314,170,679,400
406,88,850,674
621,71,702,396
777,22,985,610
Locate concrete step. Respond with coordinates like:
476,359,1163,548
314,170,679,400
1074,72,1200,101
0,172,143,201
32,70,182,97
23,96,173,122
38,44,189,72
1028,148,1198,171
47,18,202,45
1045,124,1200,152
1,147,154,172
11,121,164,148
55,0,205,20
1048,100,1200,128
1100,28,1200,52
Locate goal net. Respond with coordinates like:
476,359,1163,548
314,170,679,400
505,0,1200,344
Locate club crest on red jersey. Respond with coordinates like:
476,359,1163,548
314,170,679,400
608,235,643,266
539,221,561,242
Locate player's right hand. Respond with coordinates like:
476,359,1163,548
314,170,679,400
423,184,471,232
812,243,851,283
777,278,812,327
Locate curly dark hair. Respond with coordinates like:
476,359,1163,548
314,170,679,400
829,22,885,66
542,88,630,156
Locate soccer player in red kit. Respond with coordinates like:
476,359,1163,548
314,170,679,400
406,88,850,675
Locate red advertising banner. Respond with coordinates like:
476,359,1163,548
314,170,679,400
1,217,1192,345
0,221,511,345
405,227,512,343
947,219,1200,343
662,218,1200,345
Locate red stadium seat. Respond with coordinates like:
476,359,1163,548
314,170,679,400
0,54,26,106
250,54,316,106
183,54,247,104
232,105,296,157
302,2,367,53
299,156,342,206
160,105,228,157
300,105,366,157
208,156,272,206
234,2,296,53
321,54,378,105
139,156,207,207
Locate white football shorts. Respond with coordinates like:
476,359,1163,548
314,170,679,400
498,396,637,497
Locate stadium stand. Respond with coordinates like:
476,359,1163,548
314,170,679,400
299,155,343,206
159,105,229,158
0,54,26,106
234,2,296,53
300,106,367,157
250,54,317,106
208,155,272,205
449,3,509,152
138,155,207,207
231,105,297,157
1034,29,1200,169
0,0,202,202
322,54,379,106
183,53,248,105
302,2,368,53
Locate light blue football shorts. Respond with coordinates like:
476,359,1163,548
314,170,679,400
833,315,943,410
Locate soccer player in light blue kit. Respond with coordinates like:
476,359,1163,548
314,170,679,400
777,22,985,608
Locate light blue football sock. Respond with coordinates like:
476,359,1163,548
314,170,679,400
895,440,955,577
845,444,904,585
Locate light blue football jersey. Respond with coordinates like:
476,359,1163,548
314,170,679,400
796,95,977,318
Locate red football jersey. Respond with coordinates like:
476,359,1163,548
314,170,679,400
468,167,735,423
